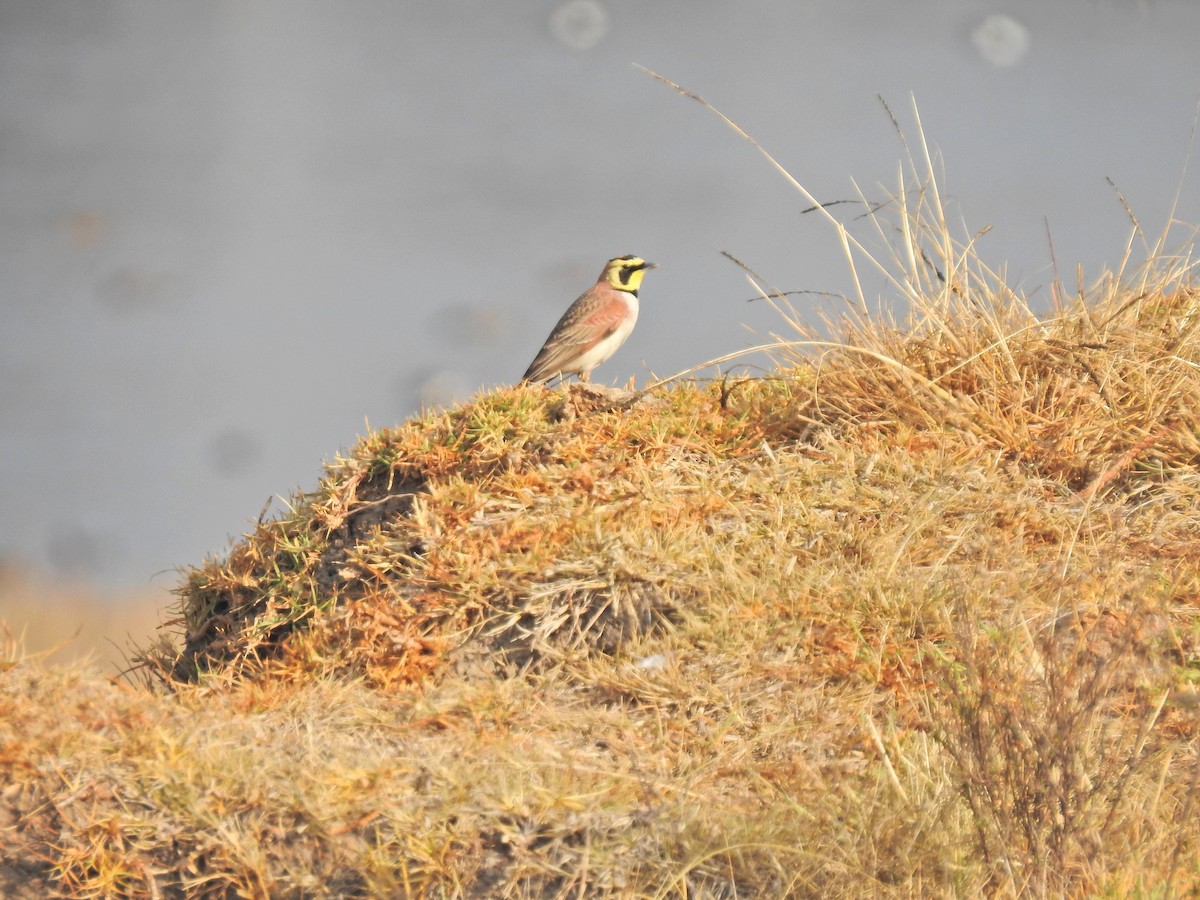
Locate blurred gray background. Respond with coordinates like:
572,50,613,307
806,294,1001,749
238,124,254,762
3,0,1199,593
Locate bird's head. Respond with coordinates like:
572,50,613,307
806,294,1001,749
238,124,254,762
602,255,657,293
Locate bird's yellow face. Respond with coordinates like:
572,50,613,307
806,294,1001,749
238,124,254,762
603,255,657,293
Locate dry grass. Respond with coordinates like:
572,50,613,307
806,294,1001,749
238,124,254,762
3,95,1200,897
0,567,165,671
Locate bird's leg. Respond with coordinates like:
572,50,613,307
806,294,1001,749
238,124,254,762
579,371,590,384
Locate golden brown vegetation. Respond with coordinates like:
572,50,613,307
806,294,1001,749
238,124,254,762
3,99,1199,897
0,568,163,671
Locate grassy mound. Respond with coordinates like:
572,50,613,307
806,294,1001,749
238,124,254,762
3,99,1200,895
145,383,754,687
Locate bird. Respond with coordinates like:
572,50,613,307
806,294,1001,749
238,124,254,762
521,255,657,384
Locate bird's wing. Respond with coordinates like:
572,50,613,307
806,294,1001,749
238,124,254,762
522,292,628,382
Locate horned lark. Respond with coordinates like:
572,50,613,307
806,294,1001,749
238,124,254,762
522,255,657,384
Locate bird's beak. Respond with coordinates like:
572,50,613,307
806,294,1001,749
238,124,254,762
643,261,659,270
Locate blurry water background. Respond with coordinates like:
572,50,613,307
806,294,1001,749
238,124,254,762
2,0,1199,625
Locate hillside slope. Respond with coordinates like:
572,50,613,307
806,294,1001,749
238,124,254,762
4,269,1200,895
5,107,1200,891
